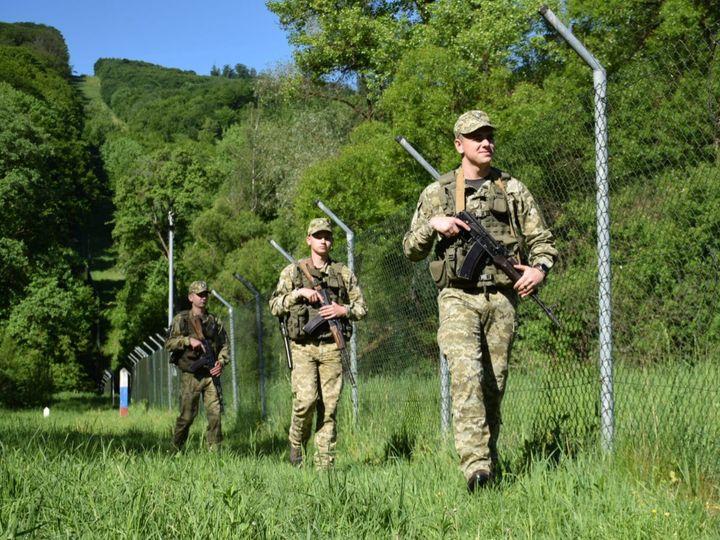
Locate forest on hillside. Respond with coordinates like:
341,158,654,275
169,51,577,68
1,0,720,406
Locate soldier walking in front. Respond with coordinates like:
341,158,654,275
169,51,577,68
270,218,367,469
403,111,558,491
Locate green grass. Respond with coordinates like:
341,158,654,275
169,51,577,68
1,387,718,539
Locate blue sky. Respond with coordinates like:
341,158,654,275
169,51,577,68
3,0,293,76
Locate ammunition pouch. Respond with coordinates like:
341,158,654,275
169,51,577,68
428,260,448,288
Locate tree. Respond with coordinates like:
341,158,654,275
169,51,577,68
0,22,71,76
267,0,419,111
267,0,543,110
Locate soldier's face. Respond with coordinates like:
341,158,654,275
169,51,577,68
454,128,495,166
306,231,333,256
189,291,209,310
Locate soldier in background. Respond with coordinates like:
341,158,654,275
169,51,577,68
403,111,558,491
166,280,229,451
269,218,367,469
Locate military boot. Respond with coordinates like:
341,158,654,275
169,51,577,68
467,470,491,493
289,445,303,466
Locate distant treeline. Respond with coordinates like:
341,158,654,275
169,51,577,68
94,58,256,140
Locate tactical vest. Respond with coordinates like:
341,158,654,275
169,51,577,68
285,259,352,342
169,310,222,373
429,167,519,289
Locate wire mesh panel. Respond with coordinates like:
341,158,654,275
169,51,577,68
605,26,720,474
131,349,177,410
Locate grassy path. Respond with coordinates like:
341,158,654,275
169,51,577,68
1,394,718,538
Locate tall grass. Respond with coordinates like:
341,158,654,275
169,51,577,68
1,365,718,538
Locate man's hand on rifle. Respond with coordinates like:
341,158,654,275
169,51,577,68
209,361,223,377
319,302,347,320
513,264,545,298
189,337,205,351
297,287,322,304
430,215,470,238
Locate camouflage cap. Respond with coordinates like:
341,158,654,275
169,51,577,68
307,218,333,236
454,110,495,136
188,280,209,295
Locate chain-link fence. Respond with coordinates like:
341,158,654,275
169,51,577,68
128,19,720,477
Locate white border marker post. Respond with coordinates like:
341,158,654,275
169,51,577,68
119,367,129,416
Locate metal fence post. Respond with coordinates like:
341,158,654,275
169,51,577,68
134,346,150,403
128,353,141,403
148,335,170,409
540,5,614,453
101,369,115,407
143,341,159,407
395,137,452,434
316,200,359,424
168,210,175,328
211,289,238,414
132,348,147,392
232,273,267,419
156,332,175,409
439,352,451,438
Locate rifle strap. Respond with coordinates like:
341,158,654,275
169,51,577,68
189,315,204,339
454,169,466,212
299,259,320,289
455,167,509,212
493,171,507,192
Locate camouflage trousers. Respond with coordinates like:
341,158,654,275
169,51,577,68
437,287,517,481
289,340,343,468
173,371,223,450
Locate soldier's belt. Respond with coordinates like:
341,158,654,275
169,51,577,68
293,335,336,345
446,282,512,294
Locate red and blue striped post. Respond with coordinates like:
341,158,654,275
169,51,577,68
119,368,129,416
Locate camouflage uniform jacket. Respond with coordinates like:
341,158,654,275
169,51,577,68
403,167,558,281
165,310,229,372
269,259,367,341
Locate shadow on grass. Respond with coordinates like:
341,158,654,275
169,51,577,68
508,411,597,480
383,427,416,462
49,392,112,410
225,405,288,460
0,426,166,456
0,394,168,456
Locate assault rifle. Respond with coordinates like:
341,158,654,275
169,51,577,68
270,239,357,389
457,211,560,326
396,135,561,327
187,322,225,414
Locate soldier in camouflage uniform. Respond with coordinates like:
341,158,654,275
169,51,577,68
166,280,229,451
269,218,367,469
403,111,558,492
